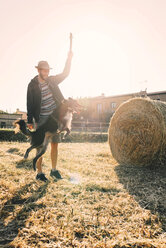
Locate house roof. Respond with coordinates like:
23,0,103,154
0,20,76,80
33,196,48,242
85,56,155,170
89,91,145,100
88,90,166,101
147,90,166,96
0,110,8,114
0,113,22,116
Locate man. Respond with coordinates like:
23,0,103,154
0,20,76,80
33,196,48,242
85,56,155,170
26,50,73,181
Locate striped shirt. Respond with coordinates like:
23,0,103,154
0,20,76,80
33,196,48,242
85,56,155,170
39,81,56,117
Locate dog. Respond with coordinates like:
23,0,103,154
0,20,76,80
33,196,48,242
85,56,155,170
14,98,82,171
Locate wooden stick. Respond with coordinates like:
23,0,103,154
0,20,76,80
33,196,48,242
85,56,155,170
69,32,73,52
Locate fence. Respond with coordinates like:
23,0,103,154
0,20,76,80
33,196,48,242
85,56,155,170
72,121,109,133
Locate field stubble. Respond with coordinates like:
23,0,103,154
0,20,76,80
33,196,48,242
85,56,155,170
0,142,165,248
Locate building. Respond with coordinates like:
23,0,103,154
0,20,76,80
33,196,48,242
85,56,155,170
86,90,166,121
0,108,27,129
0,111,22,128
15,108,27,121
1,90,166,127
147,90,166,101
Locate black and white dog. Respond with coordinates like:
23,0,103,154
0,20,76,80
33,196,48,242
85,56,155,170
14,98,82,171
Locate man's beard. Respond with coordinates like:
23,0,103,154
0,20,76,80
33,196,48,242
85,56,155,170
40,74,46,80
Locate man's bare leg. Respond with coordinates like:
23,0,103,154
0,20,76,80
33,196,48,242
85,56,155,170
36,156,43,173
51,142,58,170
50,142,62,179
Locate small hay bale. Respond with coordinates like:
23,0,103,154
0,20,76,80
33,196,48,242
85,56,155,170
108,97,166,166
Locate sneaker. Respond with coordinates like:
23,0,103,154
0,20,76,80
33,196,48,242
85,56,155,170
36,173,48,182
50,169,63,179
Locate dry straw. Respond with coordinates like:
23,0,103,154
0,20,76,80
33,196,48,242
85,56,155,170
108,97,166,166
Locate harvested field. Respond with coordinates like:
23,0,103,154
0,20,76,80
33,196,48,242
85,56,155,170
0,141,166,247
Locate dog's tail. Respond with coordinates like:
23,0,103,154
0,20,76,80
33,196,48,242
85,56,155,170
14,119,32,136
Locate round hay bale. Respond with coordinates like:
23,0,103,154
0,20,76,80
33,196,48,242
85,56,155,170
108,97,166,166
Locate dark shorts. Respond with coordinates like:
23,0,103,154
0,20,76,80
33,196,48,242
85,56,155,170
36,116,61,143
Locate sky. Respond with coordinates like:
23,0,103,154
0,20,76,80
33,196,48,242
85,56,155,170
0,0,166,112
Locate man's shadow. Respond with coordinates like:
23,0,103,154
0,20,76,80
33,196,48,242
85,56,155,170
0,180,49,245
15,158,48,170
115,163,166,232
6,147,47,171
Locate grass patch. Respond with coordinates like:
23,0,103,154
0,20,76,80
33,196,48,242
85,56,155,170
0,142,165,247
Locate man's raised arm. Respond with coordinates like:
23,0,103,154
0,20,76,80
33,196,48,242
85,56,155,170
49,51,73,85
